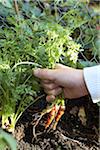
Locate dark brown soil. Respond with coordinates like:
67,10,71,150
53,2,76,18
15,95,100,150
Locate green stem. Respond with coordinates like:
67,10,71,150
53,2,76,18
12,61,42,70
14,94,45,124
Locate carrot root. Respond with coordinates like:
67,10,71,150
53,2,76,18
45,106,55,129
45,104,60,129
53,105,65,130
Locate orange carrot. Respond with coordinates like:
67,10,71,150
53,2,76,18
45,104,56,129
53,105,65,130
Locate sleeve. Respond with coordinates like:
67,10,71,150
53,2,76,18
83,65,100,103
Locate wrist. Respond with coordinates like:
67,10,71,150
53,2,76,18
79,70,89,96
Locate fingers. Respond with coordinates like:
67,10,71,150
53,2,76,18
41,82,59,90
44,87,62,96
41,81,62,102
33,64,68,80
33,68,56,80
45,87,62,102
46,95,55,102
33,64,68,102
42,79,51,84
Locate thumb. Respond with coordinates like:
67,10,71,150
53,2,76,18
55,63,67,69
33,68,56,80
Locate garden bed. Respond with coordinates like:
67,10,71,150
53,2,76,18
15,95,99,150
0,1,99,149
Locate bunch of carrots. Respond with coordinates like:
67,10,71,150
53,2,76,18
33,96,65,132
45,98,65,130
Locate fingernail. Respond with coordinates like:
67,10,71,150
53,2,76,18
33,68,40,76
46,95,55,102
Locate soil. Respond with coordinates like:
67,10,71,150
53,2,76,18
14,95,99,150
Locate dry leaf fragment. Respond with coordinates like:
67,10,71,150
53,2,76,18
78,106,87,126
